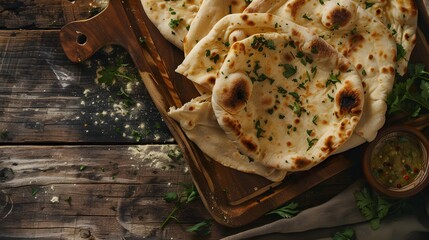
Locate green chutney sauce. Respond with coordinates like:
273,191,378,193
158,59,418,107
370,134,424,189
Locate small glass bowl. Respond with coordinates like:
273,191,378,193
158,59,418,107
363,125,429,198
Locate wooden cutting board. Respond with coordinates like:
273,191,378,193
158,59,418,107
59,0,429,227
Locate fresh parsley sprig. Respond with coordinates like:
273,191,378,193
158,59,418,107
332,227,355,240
161,183,201,229
266,201,300,218
186,219,213,236
354,186,410,230
387,63,429,117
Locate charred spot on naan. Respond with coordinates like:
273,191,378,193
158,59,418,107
240,14,256,26
381,66,395,75
205,75,217,86
232,42,246,53
221,115,242,137
290,157,312,170
321,1,357,30
343,34,365,57
336,83,362,117
320,135,336,154
307,38,336,59
330,7,352,28
218,74,251,113
240,135,259,153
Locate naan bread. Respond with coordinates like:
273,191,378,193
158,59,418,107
183,0,249,55
245,0,417,75
168,95,288,181
177,13,300,93
245,0,397,148
351,0,418,75
211,31,364,171
141,0,203,50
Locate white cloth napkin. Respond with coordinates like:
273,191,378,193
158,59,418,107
222,180,429,240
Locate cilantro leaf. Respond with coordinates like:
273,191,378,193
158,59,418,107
354,186,410,230
266,202,300,218
326,72,341,87
387,63,429,117
282,64,297,78
163,192,178,203
161,183,200,229
186,219,213,236
97,65,119,86
364,1,375,9
169,18,183,29
396,44,406,61
332,227,355,240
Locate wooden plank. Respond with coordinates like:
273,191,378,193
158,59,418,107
0,145,224,239
0,0,106,29
0,30,173,143
0,144,362,239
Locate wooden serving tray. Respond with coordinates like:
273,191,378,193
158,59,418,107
60,0,429,227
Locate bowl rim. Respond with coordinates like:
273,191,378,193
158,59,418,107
362,125,429,198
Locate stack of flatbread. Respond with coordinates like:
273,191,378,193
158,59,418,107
142,0,418,182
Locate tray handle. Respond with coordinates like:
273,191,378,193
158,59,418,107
60,0,137,63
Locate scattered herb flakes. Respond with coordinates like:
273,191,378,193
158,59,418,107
326,72,341,87
65,196,72,206
282,64,297,78
306,137,318,150
364,1,375,9
278,86,288,95
186,219,213,236
167,148,183,161
85,47,170,142
266,202,299,218
387,63,429,117
79,165,87,171
302,13,313,21
138,36,146,45
251,35,276,52
312,115,318,125
168,7,176,15
131,129,152,142
210,53,220,63
332,227,355,240
289,102,304,117
31,186,40,196
169,18,183,29
311,46,318,54
255,119,265,138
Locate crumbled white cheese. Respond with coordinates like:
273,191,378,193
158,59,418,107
50,196,60,203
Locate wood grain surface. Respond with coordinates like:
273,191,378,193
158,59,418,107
0,0,428,239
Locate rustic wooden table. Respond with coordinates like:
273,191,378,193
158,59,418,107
0,1,427,239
